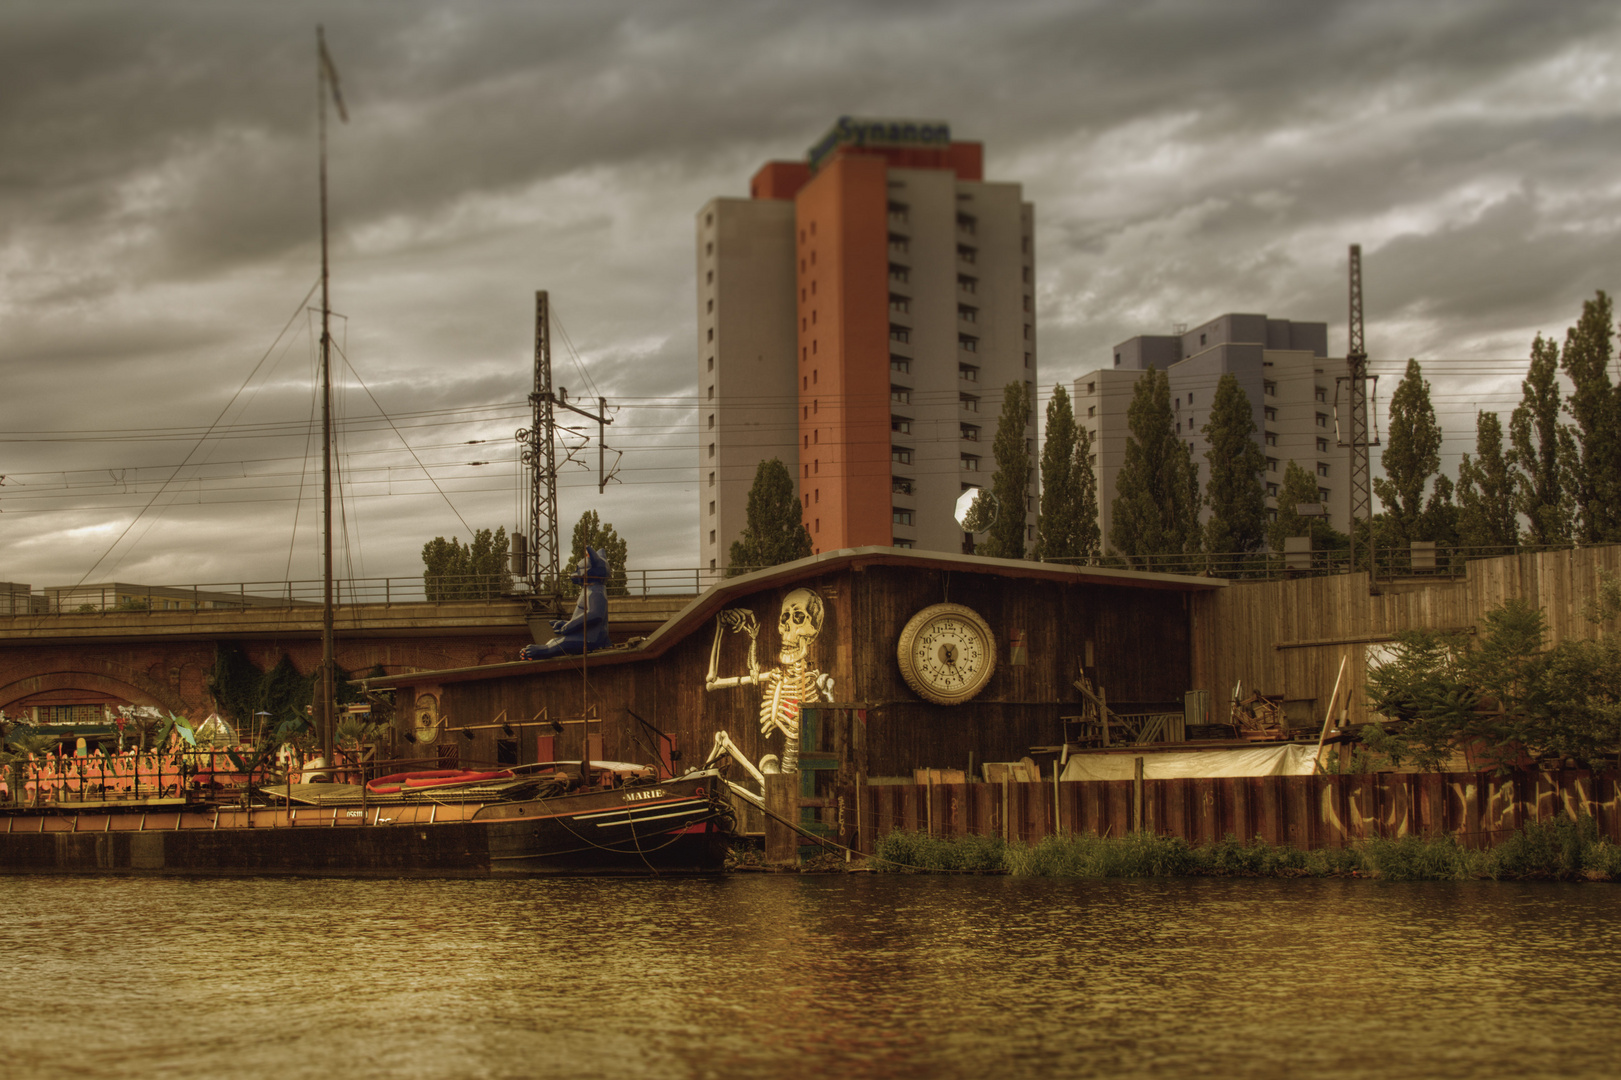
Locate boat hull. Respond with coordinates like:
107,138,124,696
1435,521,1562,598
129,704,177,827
0,772,732,877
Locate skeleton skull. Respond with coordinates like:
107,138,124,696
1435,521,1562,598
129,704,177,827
776,588,825,665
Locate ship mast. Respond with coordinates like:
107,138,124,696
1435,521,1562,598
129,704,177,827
317,28,347,765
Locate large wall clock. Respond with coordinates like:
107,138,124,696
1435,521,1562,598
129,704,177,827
896,603,996,706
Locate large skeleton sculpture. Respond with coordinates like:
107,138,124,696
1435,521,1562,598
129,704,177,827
704,588,833,774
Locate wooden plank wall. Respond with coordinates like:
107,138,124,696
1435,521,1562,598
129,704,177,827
1191,545,1621,729
846,770,1621,853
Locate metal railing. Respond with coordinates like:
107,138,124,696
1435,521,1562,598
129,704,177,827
12,566,777,617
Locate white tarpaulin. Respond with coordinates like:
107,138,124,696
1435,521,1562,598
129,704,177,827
1061,743,1318,781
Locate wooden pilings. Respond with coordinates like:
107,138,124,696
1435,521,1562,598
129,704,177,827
841,769,1621,854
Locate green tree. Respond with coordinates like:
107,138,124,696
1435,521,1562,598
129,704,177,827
1507,333,1574,545
1373,359,1442,545
1035,384,1099,560
979,381,1034,560
1109,367,1200,563
1558,291,1621,543
1457,411,1518,553
1200,373,1267,558
421,527,512,600
569,511,629,596
1267,460,1345,554
728,458,812,573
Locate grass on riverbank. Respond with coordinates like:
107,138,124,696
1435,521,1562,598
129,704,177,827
872,817,1621,881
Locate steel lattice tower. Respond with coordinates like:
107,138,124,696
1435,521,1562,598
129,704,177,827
1345,245,1372,573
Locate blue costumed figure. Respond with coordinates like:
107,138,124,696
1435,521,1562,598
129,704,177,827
520,547,612,660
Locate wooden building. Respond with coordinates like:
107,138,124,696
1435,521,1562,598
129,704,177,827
364,548,1221,782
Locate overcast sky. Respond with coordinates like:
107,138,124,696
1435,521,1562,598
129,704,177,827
4,0,1619,593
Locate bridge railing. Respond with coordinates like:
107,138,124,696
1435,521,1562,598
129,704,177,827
15,567,774,616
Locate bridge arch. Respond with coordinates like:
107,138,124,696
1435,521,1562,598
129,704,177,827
0,667,192,719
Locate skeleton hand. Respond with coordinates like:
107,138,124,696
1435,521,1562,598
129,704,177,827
814,672,835,702
720,609,759,638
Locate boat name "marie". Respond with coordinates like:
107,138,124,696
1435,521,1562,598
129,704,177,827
623,788,665,802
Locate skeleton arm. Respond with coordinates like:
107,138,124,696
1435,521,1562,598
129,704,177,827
704,609,761,690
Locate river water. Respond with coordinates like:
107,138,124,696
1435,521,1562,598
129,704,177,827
1,874,1616,1079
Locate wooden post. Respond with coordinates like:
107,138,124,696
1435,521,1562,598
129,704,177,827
1133,756,1144,834
1052,760,1061,837
764,773,798,864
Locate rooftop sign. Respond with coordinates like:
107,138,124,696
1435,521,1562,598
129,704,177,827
808,116,952,169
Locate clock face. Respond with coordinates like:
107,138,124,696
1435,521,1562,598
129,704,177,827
896,603,996,706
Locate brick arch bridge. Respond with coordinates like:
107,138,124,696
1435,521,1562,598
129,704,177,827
0,596,686,721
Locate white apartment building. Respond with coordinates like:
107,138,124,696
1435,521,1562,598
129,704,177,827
1073,313,1350,551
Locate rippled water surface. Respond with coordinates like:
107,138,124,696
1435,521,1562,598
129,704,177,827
1,874,1617,1079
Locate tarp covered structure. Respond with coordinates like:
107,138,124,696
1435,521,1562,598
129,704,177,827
1061,743,1318,781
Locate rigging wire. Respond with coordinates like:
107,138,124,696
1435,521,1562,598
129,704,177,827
71,277,322,590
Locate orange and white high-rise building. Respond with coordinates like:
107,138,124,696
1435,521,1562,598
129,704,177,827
697,118,1036,571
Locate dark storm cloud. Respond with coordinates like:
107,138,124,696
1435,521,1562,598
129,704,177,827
4,0,1621,586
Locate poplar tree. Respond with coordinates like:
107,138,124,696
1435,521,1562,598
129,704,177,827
1457,411,1519,553
1200,373,1267,557
1508,334,1574,545
421,527,512,600
728,458,812,573
1035,385,1099,560
1267,460,1338,553
979,381,1033,560
1109,367,1200,563
569,510,629,596
1558,291,1621,543
1373,359,1442,545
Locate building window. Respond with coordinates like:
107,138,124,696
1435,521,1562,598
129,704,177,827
957,244,976,264
1023,266,1032,283
1266,457,1277,473
708,443,715,459
706,299,713,313
1264,407,1277,422
708,471,714,487
891,385,911,404
709,530,716,544
1265,432,1277,446
1316,413,1328,428
892,447,913,465
1266,482,1279,497
710,558,716,570
891,356,910,374
708,385,714,400
890,263,910,284
1087,405,1096,418
961,455,980,472
1317,462,1331,477
890,325,910,344
708,501,715,516
959,364,978,382
707,327,713,342
958,305,977,323
815,519,820,533
1317,437,1329,452
892,477,914,496
958,334,978,353
890,294,910,315
706,242,713,256
888,201,909,224
956,213,976,235
706,270,713,284
1024,352,1032,368
1023,324,1032,340
892,509,914,526
961,424,979,441
961,394,978,411
892,416,912,434
1086,381,1096,394
1263,380,1276,396
1315,386,1328,402
893,539,913,549
707,356,713,372
1027,524,1036,541
1319,487,1331,502
958,275,977,294
889,233,909,255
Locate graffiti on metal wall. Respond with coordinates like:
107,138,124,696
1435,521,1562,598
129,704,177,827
704,588,833,774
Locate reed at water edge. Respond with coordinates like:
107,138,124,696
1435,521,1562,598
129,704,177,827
871,816,1621,881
